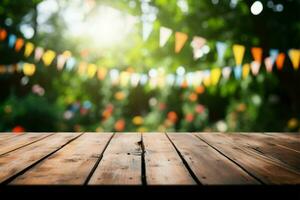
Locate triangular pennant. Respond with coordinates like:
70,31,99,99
222,66,232,80
191,36,206,60
288,49,300,70
78,62,87,75
234,65,242,79
42,50,56,66
66,57,76,71
87,64,97,78
264,57,273,73
159,27,172,47
250,61,261,75
269,49,279,66
276,53,285,70
15,38,24,52
8,34,17,48
233,44,245,66
211,68,221,85
120,71,130,87
216,42,227,64
34,47,44,62
97,67,107,80
24,42,34,57
23,63,36,76
203,70,211,87
175,32,188,53
0,29,7,40
242,63,250,79
142,21,153,41
57,51,71,70
251,47,263,63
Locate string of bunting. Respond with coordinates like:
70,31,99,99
0,27,299,90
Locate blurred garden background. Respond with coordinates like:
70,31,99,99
0,0,299,133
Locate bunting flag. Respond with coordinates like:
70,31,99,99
142,21,153,41
0,29,7,40
15,38,24,52
264,57,273,73
276,53,285,70
216,42,227,64
250,61,260,75
159,27,172,47
87,63,97,78
288,49,300,70
34,47,44,62
233,44,245,66
234,65,242,79
251,47,263,63
8,34,17,48
97,67,107,80
222,66,232,80
66,57,76,71
242,63,250,79
210,68,221,85
24,42,34,57
120,71,130,87
57,51,72,70
78,62,87,75
42,50,56,66
191,36,206,60
203,70,211,87
175,32,188,53
269,49,279,67
23,63,36,76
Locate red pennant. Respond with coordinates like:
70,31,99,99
15,38,24,52
0,29,7,41
276,53,285,70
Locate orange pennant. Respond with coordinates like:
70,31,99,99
0,29,7,41
251,47,263,63
276,53,285,70
175,32,188,53
15,38,24,52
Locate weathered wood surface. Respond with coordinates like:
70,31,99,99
0,132,299,185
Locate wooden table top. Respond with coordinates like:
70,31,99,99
0,132,299,185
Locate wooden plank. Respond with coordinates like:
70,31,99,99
167,133,259,185
0,132,81,184
241,133,300,153
0,133,25,141
143,133,196,185
195,133,300,184
10,133,113,185
0,133,54,156
88,133,142,185
222,133,300,172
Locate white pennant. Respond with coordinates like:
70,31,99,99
251,61,261,75
34,47,44,62
222,66,232,80
159,27,172,47
264,57,273,73
142,21,153,41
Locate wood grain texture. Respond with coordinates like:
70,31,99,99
222,133,300,173
195,133,300,184
0,133,53,156
143,133,196,185
0,133,26,141
0,132,81,183
167,133,259,185
88,133,142,185
10,133,112,185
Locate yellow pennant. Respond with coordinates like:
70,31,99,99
233,44,245,66
97,67,107,80
242,63,250,79
288,49,300,70
210,68,221,85
24,42,35,57
120,71,130,87
15,38,24,52
203,74,211,87
87,63,97,78
175,32,188,53
23,63,36,76
42,50,56,66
